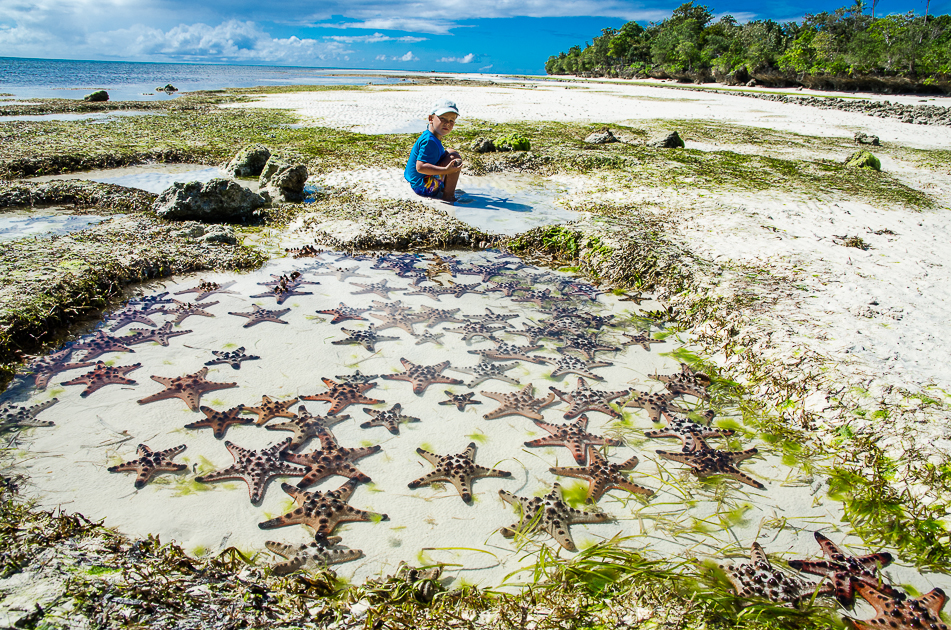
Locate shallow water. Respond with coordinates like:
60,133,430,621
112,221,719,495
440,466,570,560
450,173,577,235
4,246,945,593
0,111,163,123
29,163,259,194
0,209,107,241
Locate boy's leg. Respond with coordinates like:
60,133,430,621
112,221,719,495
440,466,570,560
437,150,462,201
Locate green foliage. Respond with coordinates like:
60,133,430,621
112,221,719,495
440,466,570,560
495,133,531,151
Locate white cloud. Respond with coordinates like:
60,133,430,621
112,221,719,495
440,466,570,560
375,54,387,60
398,51,417,61
317,18,462,35
326,31,427,43
437,53,476,63
478,63,494,72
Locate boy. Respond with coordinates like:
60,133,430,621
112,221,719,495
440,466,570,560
405,99,463,202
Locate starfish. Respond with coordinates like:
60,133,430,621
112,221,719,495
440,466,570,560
370,299,414,315
623,390,689,423
563,282,604,302
499,483,610,552
285,431,382,488
205,347,260,370
544,355,611,381
316,302,371,324
163,299,218,325
571,313,617,330
482,384,558,421
62,361,141,397
123,322,192,347
469,308,520,327
525,414,622,464
0,398,57,432
446,322,506,342
137,367,238,412
551,446,652,503
360,403,421,435
265,539,362,574
331,325,399,352
335,371,380,384
657,436,765,490
184,405,251,439
468,342,549,364
618,292,646,304
302,378,382,415
549,378,629,419
350,279,404,299
229,304,291,328
847,583,948,630
408,442,512,503
368,310,427,335
26,349,94,389
486,280,529,297
645,410,733,451
383,358,462,395
107,443,187,489
556,334,619,361
621,331,665,352
788,531,899,607
69,331,134,361
285,244,325,259
450,361,520,388
258,479,389,539
174,279,237,302
107,306,161,331
651,363,711,399
417,305,465,328
457,262,507,282
722,542,833,605
127,292,174,308
312,266,370,282
251,273,318,304
197,438,305,504
413,330,445,346
439,391,482,411
266,406,350,449
507,324,565,345
512,289,569,308
241,395,300,425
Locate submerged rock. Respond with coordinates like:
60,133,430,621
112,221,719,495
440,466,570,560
175,221,238,244
259,156,308,203
83,91,108,102
845,150,882,170
153,178,266,222
157,84,178,92
854,131,881,146
225,144,272,177
646,131,685,148
471,138,496,153
584,129,618,145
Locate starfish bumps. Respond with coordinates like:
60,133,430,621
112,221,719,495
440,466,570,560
408,442,511,503
499,483,609,552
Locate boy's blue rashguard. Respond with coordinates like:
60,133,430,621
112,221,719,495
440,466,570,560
404,129,448,197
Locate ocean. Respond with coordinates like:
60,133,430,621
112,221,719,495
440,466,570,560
0,57,403,101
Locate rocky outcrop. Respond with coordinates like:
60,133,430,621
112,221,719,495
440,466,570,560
584,129,618,145
175,221,239,244
854,131,880,146
224,144,271,177
157,84,178,92
83,91,108,102
845,150,882,170
646,131,685,148
259,157,308,203
470,138,496,153
153,178,266,222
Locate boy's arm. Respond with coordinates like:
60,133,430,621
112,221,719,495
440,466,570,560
416,158,462,176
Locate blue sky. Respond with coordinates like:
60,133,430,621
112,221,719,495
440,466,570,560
0,0,942,75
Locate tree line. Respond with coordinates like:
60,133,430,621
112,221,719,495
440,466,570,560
545,1,951,93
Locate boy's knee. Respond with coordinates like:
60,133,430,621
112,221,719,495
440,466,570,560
447,149,462,159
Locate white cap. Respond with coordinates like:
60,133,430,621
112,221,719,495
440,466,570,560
431,98,459,116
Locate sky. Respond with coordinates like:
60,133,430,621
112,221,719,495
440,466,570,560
0,0,943,75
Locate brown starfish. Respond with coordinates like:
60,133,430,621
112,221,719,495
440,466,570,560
360,403,421,435
302,378,383,415
107,443,187,489
656,436,764,490
499,483,609,552
623,390,689,423
556,333,619,361
196,438,305,504
383,358,462,395
439,391,482,411
550,446,652,502
450,361,520,388
543,355,611,381
350,279,404,299
370,299,413,315
721,542,833,605
482,384,558,420
331,325,400,352
468,342,549,364
163,299,218,325
107,306,161,331
312,266,369,282
184,405,251,439
418,305,465,327
26,349,94,389
413,330,445,346
265,539,362,574
316,302,371,324
136,367,238,412
123,322,192,347
243,395,300,426
174,279,237,302
408,442,512,503
549,377,629,419
69,331,134,361
265,406,350,449
205,347,260,370
525,414,622,465
618,292,645,304
368,309,427,335
620,331,665,352
446,321,506,342
645,410,733,451
229,304,291,327
469,308,520,327
258,479,389,539
847,582,948,630
651,363,711,399
62,361,140,397
0,399,57,432
285,431,382,488
788,531,899,607
512,288,568,308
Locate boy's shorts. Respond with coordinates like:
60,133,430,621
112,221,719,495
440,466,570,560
411,175,445,198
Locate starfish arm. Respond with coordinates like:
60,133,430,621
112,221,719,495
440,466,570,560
415,448,442,467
